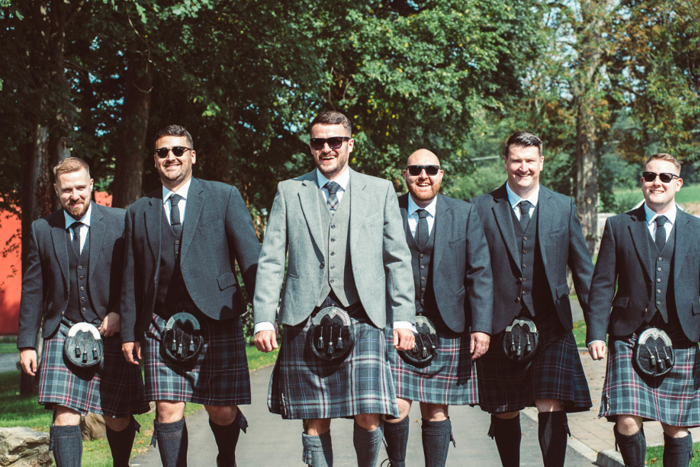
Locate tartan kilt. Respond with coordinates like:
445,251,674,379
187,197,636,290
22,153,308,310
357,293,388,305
600,334,700,427
477,313,591,414
144,313,251,406
386,327,478,406
268,312,399,420
38,322,149,418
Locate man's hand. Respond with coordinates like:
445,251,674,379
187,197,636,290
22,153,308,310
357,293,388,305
588,341,606,360
254,330,278,353
393,328,415,351
122,341,141,365
470,331,490,360
20,349,37,376
98,312,121,337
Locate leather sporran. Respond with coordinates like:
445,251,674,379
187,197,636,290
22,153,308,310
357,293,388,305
633,327,675,378
162,312,204,364
502,318,539,363
308,306,354,362
63,322,104,370
398,315,438,368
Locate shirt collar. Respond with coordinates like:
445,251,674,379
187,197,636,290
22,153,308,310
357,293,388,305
407,194,437,218
506,182,540,208
316,167,350,191
64,203,92,229
644,202,677,225
162,177,192,204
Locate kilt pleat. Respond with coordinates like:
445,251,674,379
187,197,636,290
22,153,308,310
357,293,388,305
268,314,398,420
387,328,478,405
600,335,700,427
38,322,149,417
144,313,251,406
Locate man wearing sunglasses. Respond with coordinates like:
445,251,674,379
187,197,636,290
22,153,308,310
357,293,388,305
587,153,700,467
253,110,415,467
382,149,493,467
120,125,260,467
471,131,594,467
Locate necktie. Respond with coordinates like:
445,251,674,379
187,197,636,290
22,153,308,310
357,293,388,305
416,209,430,249
655,215,668,251
169,194,183,236
326,182,340,212
519,200,531,230
70,222,82,255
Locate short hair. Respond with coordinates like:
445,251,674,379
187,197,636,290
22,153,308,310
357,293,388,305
644,153,681,174
504,131,543,159
53,157,90,179
309,111,352,136
154,125,194,149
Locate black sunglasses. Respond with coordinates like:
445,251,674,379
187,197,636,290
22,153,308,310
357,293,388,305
309,137,351,150
642,171,680,183
155,146,192,158
407,165,440,176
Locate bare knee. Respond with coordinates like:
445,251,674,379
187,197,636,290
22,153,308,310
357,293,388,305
205,404,238,426
385,398,412,423
104,416,131,432
494,411,520,420
355,413,381,431
420,403,448,422
156,401,186,423
54,406,81,426
616,415,643,436
661,423,690,438
535,399,563,413
304,419,331,436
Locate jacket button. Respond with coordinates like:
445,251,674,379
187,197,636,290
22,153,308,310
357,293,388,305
320,263,325,269
523,250,527,254
657,278,661,283
658,257,663,261
515,297,521,303
657,267,662,272
523,236,528,241
657,289,661,294
657,301,661,305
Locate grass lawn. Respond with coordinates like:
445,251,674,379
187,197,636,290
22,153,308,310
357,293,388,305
0,335,18,354
0,345,279,466
647,442,700,465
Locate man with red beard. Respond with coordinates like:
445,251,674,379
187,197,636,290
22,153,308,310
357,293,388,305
382,149,493,467
18,157,149,467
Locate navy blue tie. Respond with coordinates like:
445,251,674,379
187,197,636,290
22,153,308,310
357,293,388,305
655,215,668,251
519,200,531,230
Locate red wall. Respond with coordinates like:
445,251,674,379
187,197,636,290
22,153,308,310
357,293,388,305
0,193,112,335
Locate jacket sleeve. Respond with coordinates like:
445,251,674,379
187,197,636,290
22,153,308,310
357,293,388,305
586,218,617,343
119,208,139,343
464,205,493,334
225,185,260,301
17,222,46,349
567,198,594,313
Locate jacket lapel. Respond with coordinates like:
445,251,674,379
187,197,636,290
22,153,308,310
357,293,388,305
491,184,521,271
432,195,449,272
50,212,70,287
179,178,204,262
536,187,554,269
672,209,692,283
628,207,654,282
298,171,325,254
144,192,162,263
349,169,369,250
88,204,105,282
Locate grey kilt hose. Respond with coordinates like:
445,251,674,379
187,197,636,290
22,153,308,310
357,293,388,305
39,322,149,417
144,313,251,406
601,333,700,427
477,313,591,414
268,311,399,420
387,327,478,405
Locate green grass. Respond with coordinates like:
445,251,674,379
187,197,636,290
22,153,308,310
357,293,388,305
572,320,587,349
674,183,700,205
0,335,18,354
0,345,279,465
614,182,700,213
647,442,700,465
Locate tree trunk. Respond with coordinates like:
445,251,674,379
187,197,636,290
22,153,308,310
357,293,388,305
112,52,152,208
575,99,599,256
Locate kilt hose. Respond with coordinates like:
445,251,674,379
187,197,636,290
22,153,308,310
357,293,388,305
386,327,478,406
268,311,399,420
39,322,149,417
144,313,251,406
477,312,591,414
601,334,700,427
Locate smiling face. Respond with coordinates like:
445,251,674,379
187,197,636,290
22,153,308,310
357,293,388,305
641,159,683,214
309,123,353,180
505,145,543,199
54,168,94,220
403,149,443,207
154,135,196,192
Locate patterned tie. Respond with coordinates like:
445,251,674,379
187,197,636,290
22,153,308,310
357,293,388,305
655,215,668,251
519,200,531,230
326,182,340,212
70,222,82,255
416,209,430,249
169,194,183,236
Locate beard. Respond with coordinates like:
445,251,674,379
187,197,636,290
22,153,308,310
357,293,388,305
63,197,90,220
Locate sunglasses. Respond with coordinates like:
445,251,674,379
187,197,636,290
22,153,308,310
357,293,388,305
155,147,192,158
309,137,351,150
407,165,440,176
642,171,680,183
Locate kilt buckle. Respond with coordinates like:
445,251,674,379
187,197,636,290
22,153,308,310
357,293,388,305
162,312,204,364
398,315,438,368
502,318,539,363
308,306,354,362
634,327,675,378
63,322,104,370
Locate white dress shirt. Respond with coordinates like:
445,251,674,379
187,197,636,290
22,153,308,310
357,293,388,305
644,202,676,242
406,195,437,238
64,204,93,254
506,183,539,219
162,177,192,225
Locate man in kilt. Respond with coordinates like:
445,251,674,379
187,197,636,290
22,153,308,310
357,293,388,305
253,110,415,467
120,125,260,467
587,153,700,467
382,149,493,467
18,157,149,467
471,131,594,467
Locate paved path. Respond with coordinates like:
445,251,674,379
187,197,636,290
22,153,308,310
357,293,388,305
0,352,19,373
